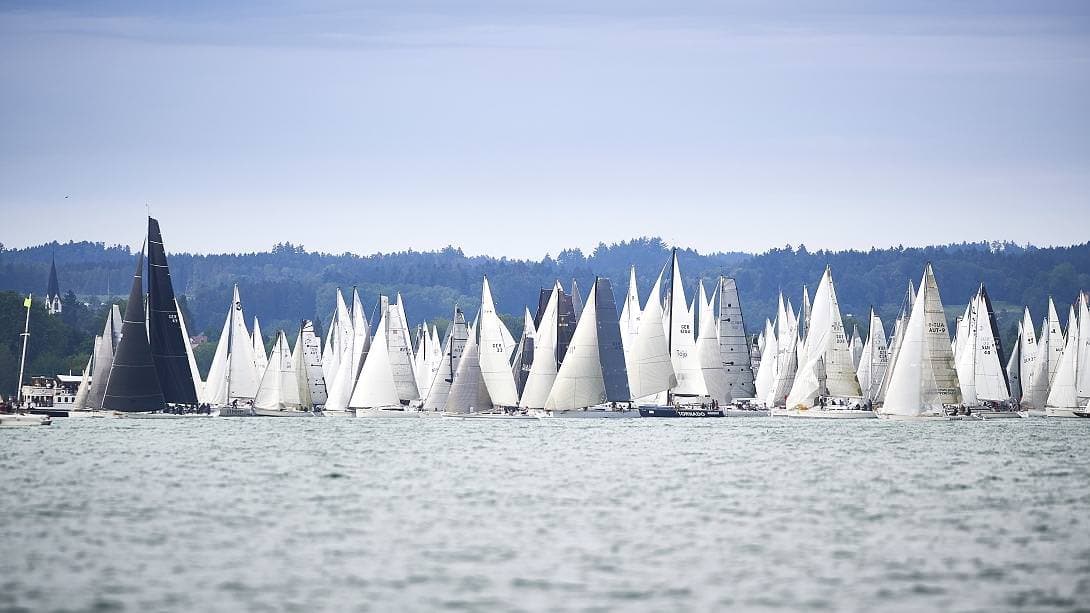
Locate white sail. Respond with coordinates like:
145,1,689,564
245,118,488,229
176,299,205,404
880,265,961,417
697,280,729,404
856,310,889,401
85,305,122,410
255,331,300,410
875,280,916,403
754,319,778,404
521,285,560,408
786,266,861,407
667,252,707,398
348,311,401,409
1024,299,1064,409
294,320,326,408
251,316,268,376
619,265,642,365
477,278,520,407
800,285,812,345
1046,296,1088,410
1008,307,1037,404
388,295,419,402
546,279,606,410
848,326,864,370
954,285,1009,404
769,293,798,407
718,277,755,401
320,306,339,385
423,309,468,411
628,268,677,400
205,285,259,404
325,291,373,412
445,323,493,414
349,288,371,375
72,347,94,410
413,324,431,398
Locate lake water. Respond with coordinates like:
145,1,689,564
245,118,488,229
2,417,1088,612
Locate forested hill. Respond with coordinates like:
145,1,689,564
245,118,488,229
1,237,1088,379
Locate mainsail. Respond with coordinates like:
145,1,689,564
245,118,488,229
251,317,268,376
666,250,707,399
628,268,676,400
85,305,122,410
101,250,165,412
1023,298,1064,409
510,309,536,399
696,280,728,403
446,317,493,414
146,217,199,406
1045,296,1088,410
786,266,861,407
856,309,889,401
880,264,961,417
954,284,1010,404
204,284,260,404
255,330,301,410
348,310,401,409
423,308,468,411
477,278,519,407
754,319,778,404
718,277,756,401
387,295,419,402
294,320,326,409
521,285,560,408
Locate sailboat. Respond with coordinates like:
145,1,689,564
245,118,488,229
422,307,468,413
541,277,636,418
520,285,561,409
1045,294,1089,417
294,320,327,411
251,317,268,377
253,330,313,416
779,266,869,418
874,280,916,404
69,305,123,417
350,306,419,418
324,288,371,416
753,319,778,405
856,309,889,402
718,277,760,412
954,284,1020,418
628,267,677,411
510,309,536,401
2,293,51,426
1022,298,1064,413
204,284,260,415
877,264,963,420
766,292,799,407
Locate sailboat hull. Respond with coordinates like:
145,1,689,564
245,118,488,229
253,408,317,417
876,413,962,421
451,411,539,420
354,407,421,418
770,407,876,419
638,406,725,418
540,408,640,419
1045,407,1084,418
0,413,51,427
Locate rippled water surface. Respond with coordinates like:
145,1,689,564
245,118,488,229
2,417,1089,612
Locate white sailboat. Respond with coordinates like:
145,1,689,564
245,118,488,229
717,277,758,406
422,308,468,412
953,284,1018,418
856,309,889,402
176,299,206,405
387,294,419,403
696,279,728,405
476,278,521,409
627,267,677,403
324,289,371,416
619,266,642,368
753,319,778,405
3,293,51,426
349,309,414,417
875,281,916,404
781,266,868,418
665,250,708,404
294,320,327,410
877,264,962,420
1006,308,1037,407
520,285,561,409
254,330,311,416
205,284,260,414
543,278,637,418
767,292,799,407
1023,298,1064,412
1045,294,1088,417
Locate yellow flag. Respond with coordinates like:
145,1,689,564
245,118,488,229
23,295,32,308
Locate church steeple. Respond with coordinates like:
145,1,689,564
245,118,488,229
46,252,62,315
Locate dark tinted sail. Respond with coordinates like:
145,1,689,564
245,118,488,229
102,250,165,412
593,278,631,402
719,277,757,400
512,334,534,397
147,217,198,405
556,289,576,365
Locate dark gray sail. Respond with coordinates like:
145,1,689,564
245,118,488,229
101,250,165,412
147,217,198,405
719,277,756,400
593,278,631,402
511,331,534,398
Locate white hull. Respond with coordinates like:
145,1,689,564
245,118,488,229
876,413,962,421
0,413,51,427
970,410,1025,420
320,409,353,417
122,412,215,419
538,408,640,419
1026,409,1047,418
66,410,119,418
722,408,769,417
353,407,421,418
451,411,539,420
1045,407,1085,418
253,408,317,417
770,407,876,419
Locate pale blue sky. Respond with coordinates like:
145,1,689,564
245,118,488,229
2,1,1088,257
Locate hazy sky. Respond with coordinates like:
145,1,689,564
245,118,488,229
2,1,1088,258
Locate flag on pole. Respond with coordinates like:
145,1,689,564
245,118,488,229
23,295,32,308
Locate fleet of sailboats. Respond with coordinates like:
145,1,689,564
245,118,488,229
14,217,1090,423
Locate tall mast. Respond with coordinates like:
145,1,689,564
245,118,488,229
15,294,31,406
667,249,676,404
226,285,235,401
